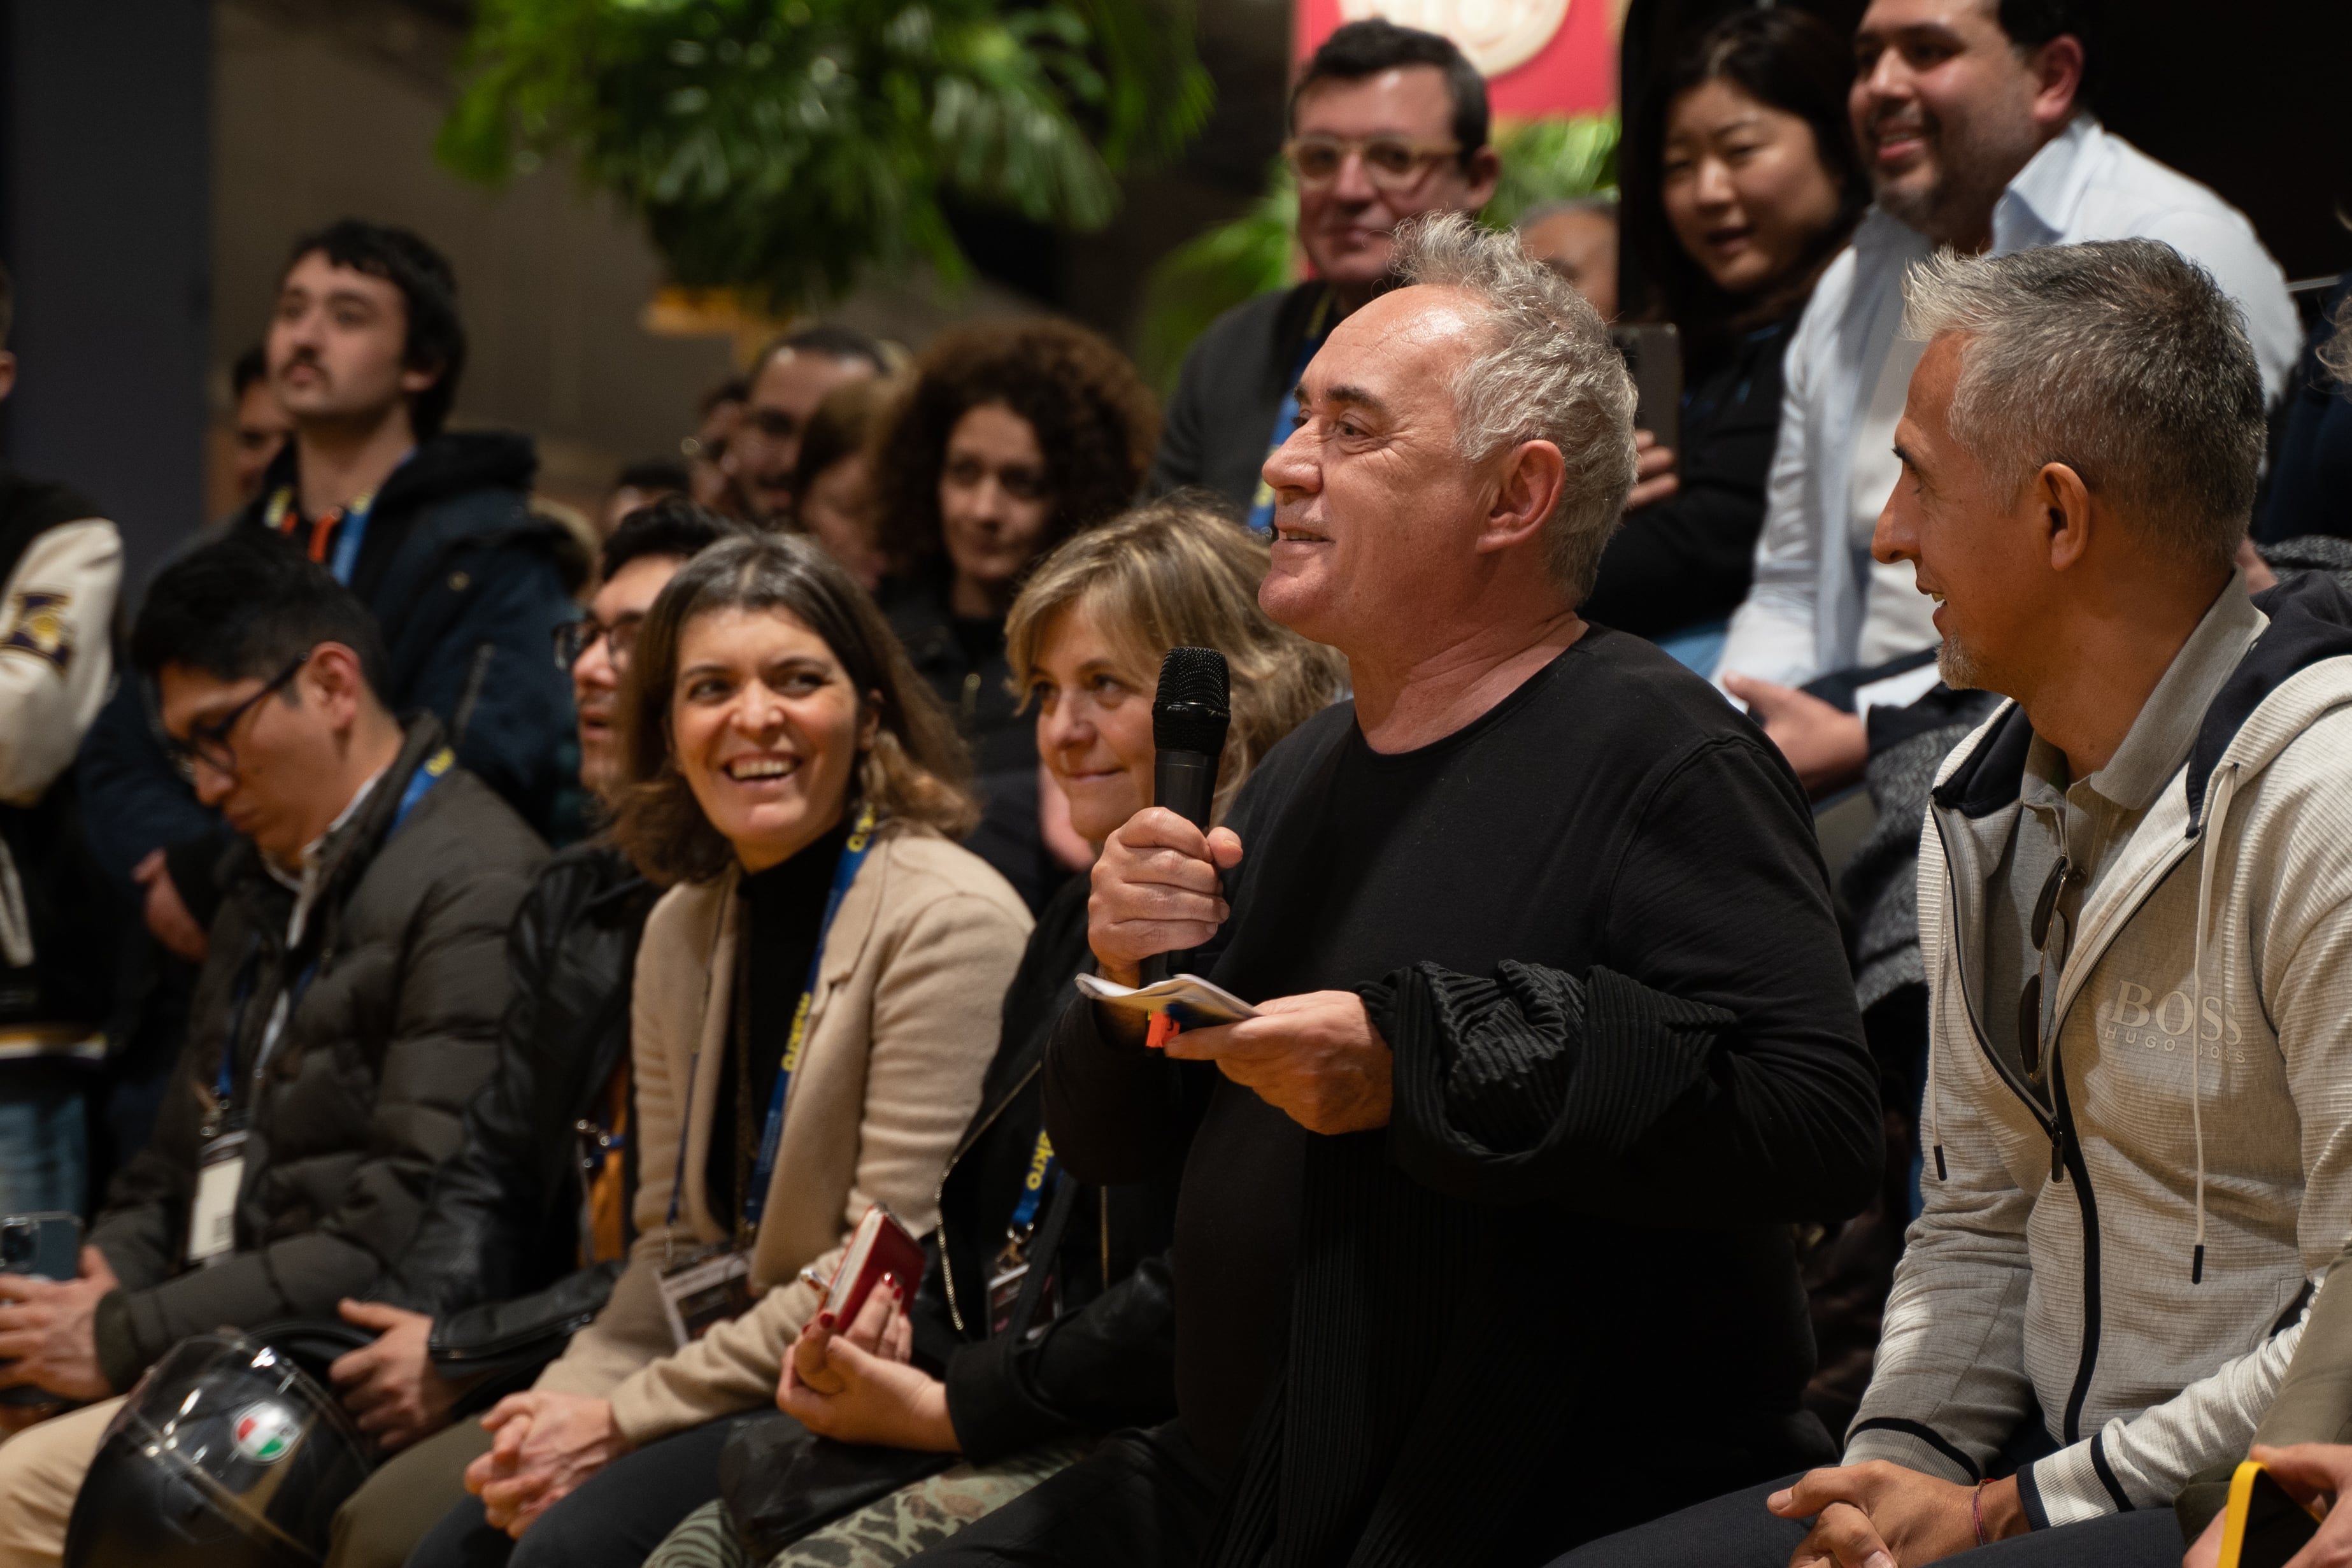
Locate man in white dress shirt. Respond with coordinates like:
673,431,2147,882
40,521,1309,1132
1714,0,2299,791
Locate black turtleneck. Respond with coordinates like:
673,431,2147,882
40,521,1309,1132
706,816,855,1227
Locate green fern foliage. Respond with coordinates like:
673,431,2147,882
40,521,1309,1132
439,0,1215,310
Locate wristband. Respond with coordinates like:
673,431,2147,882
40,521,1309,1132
1972,1479,1990,1546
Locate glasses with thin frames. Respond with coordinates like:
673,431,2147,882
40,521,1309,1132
2016,855,2074,1088
553,613,643,671
161,650,311,784
1281,134,1463,192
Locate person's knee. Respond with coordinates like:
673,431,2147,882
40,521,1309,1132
0,1401,117,1567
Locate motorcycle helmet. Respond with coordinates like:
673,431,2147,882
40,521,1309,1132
63,1332,373,1568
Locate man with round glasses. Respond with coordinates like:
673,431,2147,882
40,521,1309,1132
1146,18,1500,528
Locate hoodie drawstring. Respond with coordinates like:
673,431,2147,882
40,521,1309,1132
2188,761,2241,1285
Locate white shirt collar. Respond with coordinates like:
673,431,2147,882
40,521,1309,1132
1994,113,2099,252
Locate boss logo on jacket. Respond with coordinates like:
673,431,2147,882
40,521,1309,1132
1848,571,2352,1532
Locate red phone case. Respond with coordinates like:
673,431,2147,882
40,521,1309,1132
822,1205,925,1327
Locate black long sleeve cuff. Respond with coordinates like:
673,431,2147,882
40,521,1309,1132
1372,960,1733,1206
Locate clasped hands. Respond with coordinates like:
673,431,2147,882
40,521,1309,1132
1769,1462,2025,1568
1089,808,1391,1136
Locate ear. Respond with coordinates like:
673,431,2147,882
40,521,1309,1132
304,641,373,729
2035,461,2094,573
1459,146,1503,211
2028,34,2086,129
1475,439,1567,556
859,691,883,752
398,357,442,398
0,351,17,404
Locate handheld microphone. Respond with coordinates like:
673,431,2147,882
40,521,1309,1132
1142,647,1231,984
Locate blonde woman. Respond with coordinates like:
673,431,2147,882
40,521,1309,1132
408,533,1032,1568
642,497,1344,1568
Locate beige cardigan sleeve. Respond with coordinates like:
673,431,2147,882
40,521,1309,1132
604,880,1030,1441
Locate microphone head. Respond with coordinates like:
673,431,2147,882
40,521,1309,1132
1152,646,1232,755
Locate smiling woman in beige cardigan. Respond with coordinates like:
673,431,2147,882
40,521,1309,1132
408,534,1030,1568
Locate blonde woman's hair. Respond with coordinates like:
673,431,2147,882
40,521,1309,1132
613,532,978,884
1004,495,1346,822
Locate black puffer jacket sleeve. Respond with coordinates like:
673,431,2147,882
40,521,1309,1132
941,1252,1178,1464
375,843,645,1317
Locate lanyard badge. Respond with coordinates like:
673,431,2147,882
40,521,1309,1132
655,806,879,1341
986,1128,1059,1338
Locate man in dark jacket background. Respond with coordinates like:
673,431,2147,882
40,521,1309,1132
1145,20,1497,529
83,218,580,980
318,501,747,1568
0,532,543,1567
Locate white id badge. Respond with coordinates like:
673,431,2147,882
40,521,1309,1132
655,1248,753,1349
188,1132,246,1267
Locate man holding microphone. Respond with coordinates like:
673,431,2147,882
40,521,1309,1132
895,214,1882,1568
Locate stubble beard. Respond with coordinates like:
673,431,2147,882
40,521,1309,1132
1937,633,1986,693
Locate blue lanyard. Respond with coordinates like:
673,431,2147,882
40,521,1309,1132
210,748,450,1110
1007,1129,1057,1234
668,804,878,1234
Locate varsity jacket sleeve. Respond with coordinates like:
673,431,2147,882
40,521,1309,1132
1715,266,1833,690
0,517,119,803
1842,813,2041,1483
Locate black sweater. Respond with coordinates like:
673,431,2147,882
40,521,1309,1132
1580,315,1799,640
1046,627,1881,1564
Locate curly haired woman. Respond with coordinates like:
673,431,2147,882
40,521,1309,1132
872,320,1158,784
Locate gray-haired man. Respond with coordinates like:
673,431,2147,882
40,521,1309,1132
1560,239,2352,1567
901,212,1883,1567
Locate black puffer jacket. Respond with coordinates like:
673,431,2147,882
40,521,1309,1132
88,717,544,1391
376,840,655,1332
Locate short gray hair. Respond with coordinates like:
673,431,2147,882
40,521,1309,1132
1392,211,1637,597
1901,238,2265,567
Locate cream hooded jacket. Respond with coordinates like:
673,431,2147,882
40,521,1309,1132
1846,574,2352,1529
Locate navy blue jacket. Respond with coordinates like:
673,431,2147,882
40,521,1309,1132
80,432,578,903
2254,278,2352,545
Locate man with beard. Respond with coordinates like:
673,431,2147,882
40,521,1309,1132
1712,0,2299,746
1146,18,1499,530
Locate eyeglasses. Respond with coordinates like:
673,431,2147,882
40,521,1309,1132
553,613,643,671
2016,855,2076,1088
161,650,311,784
1281,134,1464,192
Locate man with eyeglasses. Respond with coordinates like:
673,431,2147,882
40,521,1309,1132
316,499,747,1568
729,325,889,525
0,530,545,1567
1146,18,1500,529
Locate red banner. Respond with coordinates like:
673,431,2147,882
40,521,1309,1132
1293,0,1620,118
